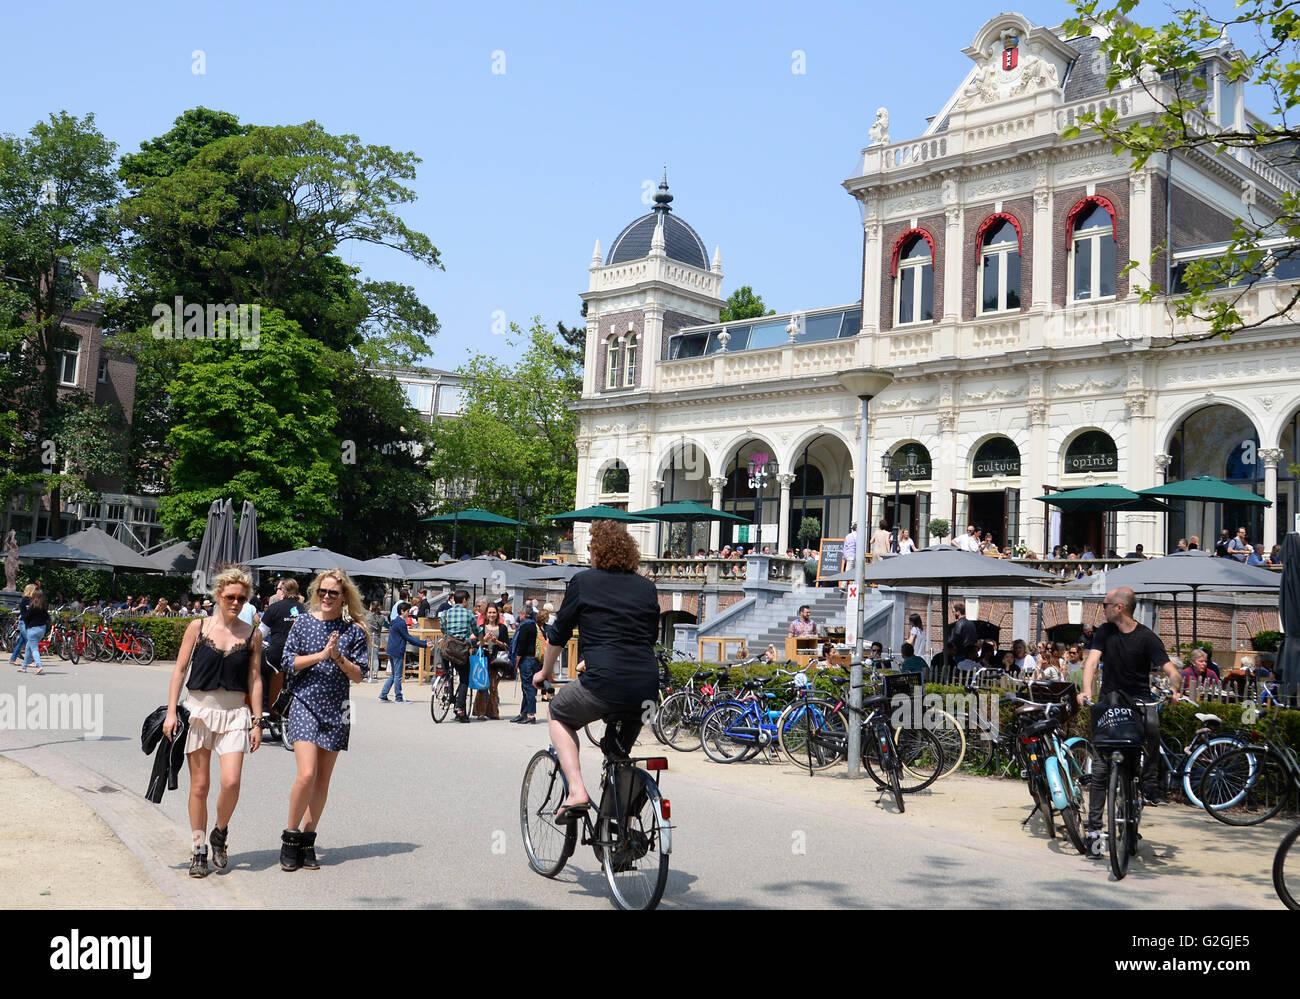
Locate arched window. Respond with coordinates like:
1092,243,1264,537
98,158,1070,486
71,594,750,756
1068,198,1117,302
978,217,1021,313
892,231,935,325
624,333,638,387
889,443,933,480
972,437,1021,478
1064,430,1117,474
605,335,622,389
601,461,630,494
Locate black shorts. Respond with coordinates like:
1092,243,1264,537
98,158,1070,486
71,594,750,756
548,679,640,728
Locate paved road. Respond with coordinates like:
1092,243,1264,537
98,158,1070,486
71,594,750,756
0,659,1282,908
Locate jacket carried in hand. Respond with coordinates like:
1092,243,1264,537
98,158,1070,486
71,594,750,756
141,704,190,804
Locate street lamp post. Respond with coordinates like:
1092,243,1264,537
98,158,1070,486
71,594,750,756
449,480,468,558
883,450,899,553
747,453,778,552
838,368,894,778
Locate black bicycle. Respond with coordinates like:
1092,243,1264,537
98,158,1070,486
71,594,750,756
520,701,672,911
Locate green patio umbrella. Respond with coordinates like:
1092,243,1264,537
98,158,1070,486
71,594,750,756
546,505,655,524
421,508,524,558
1138,476,1272,506
630,500,751,557
1034,484,1172,513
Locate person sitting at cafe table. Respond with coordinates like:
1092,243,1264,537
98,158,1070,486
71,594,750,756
899,643,927,675
1181,647,1221,689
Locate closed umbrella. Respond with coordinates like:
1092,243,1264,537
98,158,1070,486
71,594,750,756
236,501,259,586
1274,533,1300,702
193,500,237,593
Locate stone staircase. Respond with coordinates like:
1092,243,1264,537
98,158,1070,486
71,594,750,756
747,588,849,651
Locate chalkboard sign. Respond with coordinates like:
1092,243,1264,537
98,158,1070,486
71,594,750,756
816,538,845,583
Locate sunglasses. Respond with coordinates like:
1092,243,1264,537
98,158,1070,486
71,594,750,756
319,588,342,598
220,594,247,604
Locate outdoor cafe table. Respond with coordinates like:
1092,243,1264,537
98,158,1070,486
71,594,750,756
411,627,440,684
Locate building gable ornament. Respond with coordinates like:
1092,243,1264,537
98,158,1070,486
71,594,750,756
1259,394,1277,411
879,392,937,410
955,24,1060,110
1054,374,1123,393
966,174,1032,200
962,382,1027,403
1056,160,1112,183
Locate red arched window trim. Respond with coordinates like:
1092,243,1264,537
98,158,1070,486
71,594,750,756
974,212,1023,252
1065,195,1118,248
889,228,936,277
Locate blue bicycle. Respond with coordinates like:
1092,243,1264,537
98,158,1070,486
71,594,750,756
699,667,800,764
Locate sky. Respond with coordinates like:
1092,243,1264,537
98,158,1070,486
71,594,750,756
0,0,1230,367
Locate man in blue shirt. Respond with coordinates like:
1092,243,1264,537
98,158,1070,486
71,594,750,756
380,603,427,703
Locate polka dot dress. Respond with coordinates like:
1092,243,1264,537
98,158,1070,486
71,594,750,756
283,613,369,751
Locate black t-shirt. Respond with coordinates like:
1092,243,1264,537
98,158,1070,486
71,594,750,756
513,619,539,662
1090,620,1170,697
544,568,659,706
950,617,978,660
416,598,431,619
261,598,305,670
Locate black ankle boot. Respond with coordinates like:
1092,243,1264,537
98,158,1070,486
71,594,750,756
280,829,303,872
210,825,228,869
189,846,209,878
301,830,319,870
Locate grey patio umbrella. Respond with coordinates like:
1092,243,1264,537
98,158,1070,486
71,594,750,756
55,527,163,572
246,545,375,577
524,564,587,583
148,541,198,575
425,556,543,590
1274,533,1300,702
359,553,446,581
1101,550,1279,646
825,545,1059,670
16,537,111,568
236,501,259,586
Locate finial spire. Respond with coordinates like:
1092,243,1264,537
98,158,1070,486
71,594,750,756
712,245,722,273
653,167,673,212
591,237,602,266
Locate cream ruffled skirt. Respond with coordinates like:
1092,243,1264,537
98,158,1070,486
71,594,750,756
183,688,252,756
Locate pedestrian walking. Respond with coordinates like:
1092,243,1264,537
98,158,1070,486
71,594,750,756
510,605,541,724
17,589,50,675
380,602,427,703
9,583,36,668
278,568,369,871
162,568,264,878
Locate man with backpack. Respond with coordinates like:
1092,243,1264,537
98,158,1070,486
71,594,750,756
509,605,541,724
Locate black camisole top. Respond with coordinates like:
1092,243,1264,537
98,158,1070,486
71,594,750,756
186,622,254,693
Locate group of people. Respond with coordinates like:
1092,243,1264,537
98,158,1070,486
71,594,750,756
159,567,368,879
1212,527,1284,566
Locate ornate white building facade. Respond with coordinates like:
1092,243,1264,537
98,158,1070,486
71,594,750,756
572,12,1300,562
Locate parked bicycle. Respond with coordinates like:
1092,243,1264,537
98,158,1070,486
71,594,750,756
1199,705,1300,826
1002,688,1091,853
520,689,673,911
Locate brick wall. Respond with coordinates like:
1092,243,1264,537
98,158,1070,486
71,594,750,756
1170,186,1238,248
1150,173,1169,294
1052,181,1131,306
593,308,644,393
880,213,945,330
961,198,1034,321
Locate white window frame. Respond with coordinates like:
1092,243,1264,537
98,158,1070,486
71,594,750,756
623,333,638,387
978,223,1021,315
55,335,79,387
1069,207,1117,303
606,336,622,389
893,239,934,326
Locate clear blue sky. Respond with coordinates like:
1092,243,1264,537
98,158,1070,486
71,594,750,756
0,1,1212,365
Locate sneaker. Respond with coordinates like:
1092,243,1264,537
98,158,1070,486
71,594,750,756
378,696,390,702
1141,795,1160,808
209,825,228,869
189,847,209,878
301,831,319,870
1085,830,1106,857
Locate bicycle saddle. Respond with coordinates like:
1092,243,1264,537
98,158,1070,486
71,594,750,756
864,694,890,710
1023,716,1060,738
1193,713,1222,724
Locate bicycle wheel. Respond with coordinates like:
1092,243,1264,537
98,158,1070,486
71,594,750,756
584,723,602,748
520,750,576,878
1272,820,1300,910
429,676,451,723
66,633,80,666
1182,735,1247,808
1107,760,1133,880
896,708,963,780
658,692,704,753
895,727,945,792
1059,744,1089,854
887,743,905,813
50,629,67,661
700,704,751,764
599,768,670,911
1201,747,1292,826
861,723,904,810
779,698,847,772
131,634,156,666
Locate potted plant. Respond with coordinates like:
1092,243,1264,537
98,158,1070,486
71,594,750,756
1251,630,1283,653
927,518,950,545
796,517,821,550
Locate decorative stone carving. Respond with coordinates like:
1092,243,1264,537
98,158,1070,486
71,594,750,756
938,411,957,434
1124,389,1148,417
956,64,998,109
1034,189,1050,211
649,479,665,495
1260,448,1285,467
777,472,798,490
1054,374,1124,393
707,476,728,492
869,107,891,146
941,178,958,205
879,393,938,410
1027,400,1048,426
945,206,961,227
1010,52,1059,94
1154,453,1172,473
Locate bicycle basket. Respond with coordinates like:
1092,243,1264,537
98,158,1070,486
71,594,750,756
1025,680,1079,722
882,671,922,698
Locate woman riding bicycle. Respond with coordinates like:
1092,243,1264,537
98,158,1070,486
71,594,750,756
534,520,659,825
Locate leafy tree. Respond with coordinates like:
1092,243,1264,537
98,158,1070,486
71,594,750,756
718,285,775,323
317,359,437,559
425,319,578,556
1064,0,1300,341
160,310,339,547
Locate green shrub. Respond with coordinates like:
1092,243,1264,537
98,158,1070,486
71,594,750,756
927,518,950,542
1175,641,1213,662
1252,630,1283,653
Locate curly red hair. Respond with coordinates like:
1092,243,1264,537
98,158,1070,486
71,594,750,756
588,520,641,572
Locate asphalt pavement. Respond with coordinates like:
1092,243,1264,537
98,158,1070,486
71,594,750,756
0,658,1284,909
